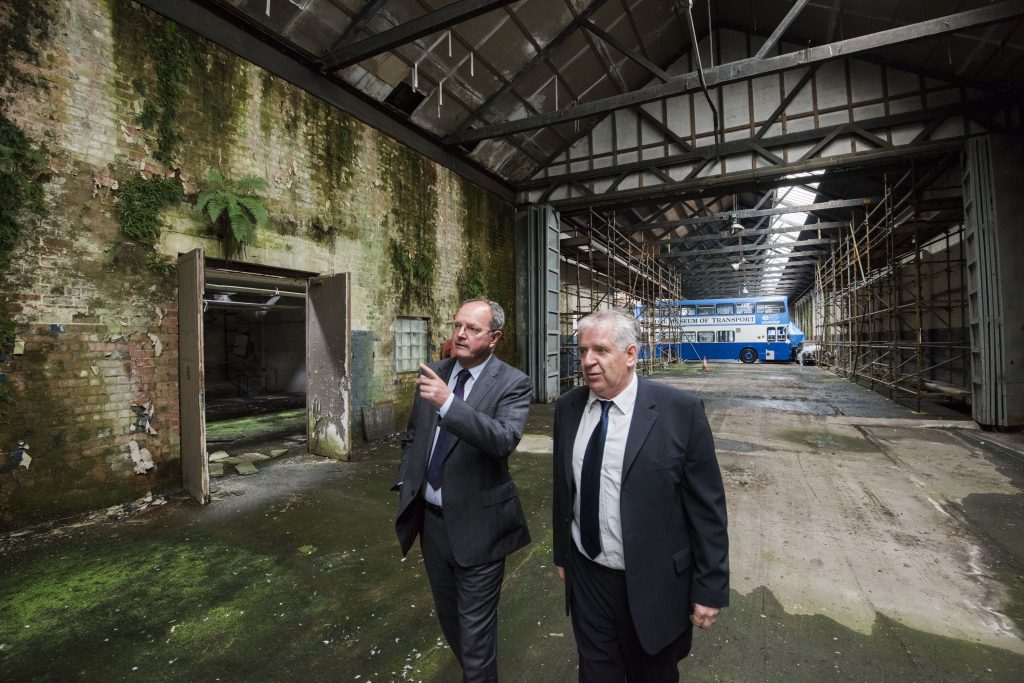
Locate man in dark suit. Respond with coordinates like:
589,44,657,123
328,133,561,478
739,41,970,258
394,298,533,682
552,308,729,682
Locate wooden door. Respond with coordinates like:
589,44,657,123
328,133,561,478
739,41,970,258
306,273,351,460
177,249,209,503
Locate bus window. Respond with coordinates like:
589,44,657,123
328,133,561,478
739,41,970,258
756,301,785,314
717,330,735,342
697,331,715,343
777,326,787,340
735,302,754,314
697,305,715,315
680,305,696,316
683,332,696,342
716,303,734,315
767,327,777,342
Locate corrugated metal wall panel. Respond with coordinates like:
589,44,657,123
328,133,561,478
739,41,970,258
516,205,561,402
962,134,1024,428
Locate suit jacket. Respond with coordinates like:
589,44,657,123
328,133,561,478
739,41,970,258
395,355,533,567
552,376,729,656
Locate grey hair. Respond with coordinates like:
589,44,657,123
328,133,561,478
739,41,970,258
461,298,506,332
577,308,638,350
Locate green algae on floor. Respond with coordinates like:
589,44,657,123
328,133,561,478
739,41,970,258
206,408,305,443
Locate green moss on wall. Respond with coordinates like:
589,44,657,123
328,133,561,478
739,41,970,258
0,0,53,96
0,1,53,420
456,177,516,361
378,138,439,313
304,98,358,196
110,0,246,170
115,172,185,247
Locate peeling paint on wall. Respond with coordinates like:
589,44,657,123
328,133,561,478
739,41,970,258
127,439,154,474
10,441,31,470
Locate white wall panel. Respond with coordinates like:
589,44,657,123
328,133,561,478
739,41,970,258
853,103,886,121
849,60,884,102
751,74,782,121
722,82,750,128
782,68,814,111
886,67,920,96
615,109,638,148
816,62,849,109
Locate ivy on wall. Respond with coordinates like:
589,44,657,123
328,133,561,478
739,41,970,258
0,0,51,274
115,173,185,248
378,138,439,313
0,0,53,414
457,177,514,302
129,20,204,166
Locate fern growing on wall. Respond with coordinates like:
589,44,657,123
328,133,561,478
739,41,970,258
195,168,268,258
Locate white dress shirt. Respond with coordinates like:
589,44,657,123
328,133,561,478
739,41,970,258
571,372,638,570
424,355,492,506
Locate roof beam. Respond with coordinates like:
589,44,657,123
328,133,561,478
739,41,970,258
644,220,850,242
322,0,520,71
520,96,1004,192
664,238,835,256
550,138,964,213
754,0,812,58
582,20,673,81
450,0,611,137
328,0,389,51
450,0,1024,143
640,199,871,231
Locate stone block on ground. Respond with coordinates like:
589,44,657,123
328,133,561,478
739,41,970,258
209,451,230,462
234,461,259,476
209,462,225,477
239,452,271,462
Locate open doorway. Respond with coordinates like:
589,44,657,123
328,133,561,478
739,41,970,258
203,263,307,429
177,250,351,503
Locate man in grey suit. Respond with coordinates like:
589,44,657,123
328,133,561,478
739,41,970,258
394,298,532,682
553,308,729,682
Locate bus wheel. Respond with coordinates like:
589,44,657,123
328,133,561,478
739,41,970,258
739,348,758,364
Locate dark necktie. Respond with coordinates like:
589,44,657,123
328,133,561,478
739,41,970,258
426,368,472,490
580,399,612,558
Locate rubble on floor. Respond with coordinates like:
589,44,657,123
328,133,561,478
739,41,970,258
207,447,291,477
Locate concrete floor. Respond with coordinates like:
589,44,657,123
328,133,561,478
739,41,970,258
2,363,1024,682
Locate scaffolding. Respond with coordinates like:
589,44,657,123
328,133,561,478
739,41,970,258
559,210,684,390
809,163,970,412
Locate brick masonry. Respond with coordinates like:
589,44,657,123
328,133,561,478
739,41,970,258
0,0,519,529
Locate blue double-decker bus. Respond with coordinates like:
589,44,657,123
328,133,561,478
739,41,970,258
637,296,805,363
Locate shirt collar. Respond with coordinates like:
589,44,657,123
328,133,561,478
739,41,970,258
586,371,638,415
453,354,491,382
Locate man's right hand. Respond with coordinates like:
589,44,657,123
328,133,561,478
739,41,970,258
556,566,565,581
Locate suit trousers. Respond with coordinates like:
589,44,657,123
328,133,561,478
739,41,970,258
421,504,506,683
569,544,689,683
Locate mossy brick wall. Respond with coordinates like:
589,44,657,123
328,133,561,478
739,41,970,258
0,0,517,528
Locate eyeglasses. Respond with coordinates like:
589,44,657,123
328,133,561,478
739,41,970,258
450,322,491,336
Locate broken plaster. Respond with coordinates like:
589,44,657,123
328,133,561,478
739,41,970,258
147,333,163,357
127,440,154,474
10,441,31,470
130,403,158,436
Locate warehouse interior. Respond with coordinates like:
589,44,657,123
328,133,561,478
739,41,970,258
3,1,1024,680
153,0,1024,425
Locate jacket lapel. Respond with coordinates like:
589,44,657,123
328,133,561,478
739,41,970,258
562,389,588,489
622,377,656,481
464,355,500,411
419,358,457,464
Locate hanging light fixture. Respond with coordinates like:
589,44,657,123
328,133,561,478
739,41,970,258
730,215,744,233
